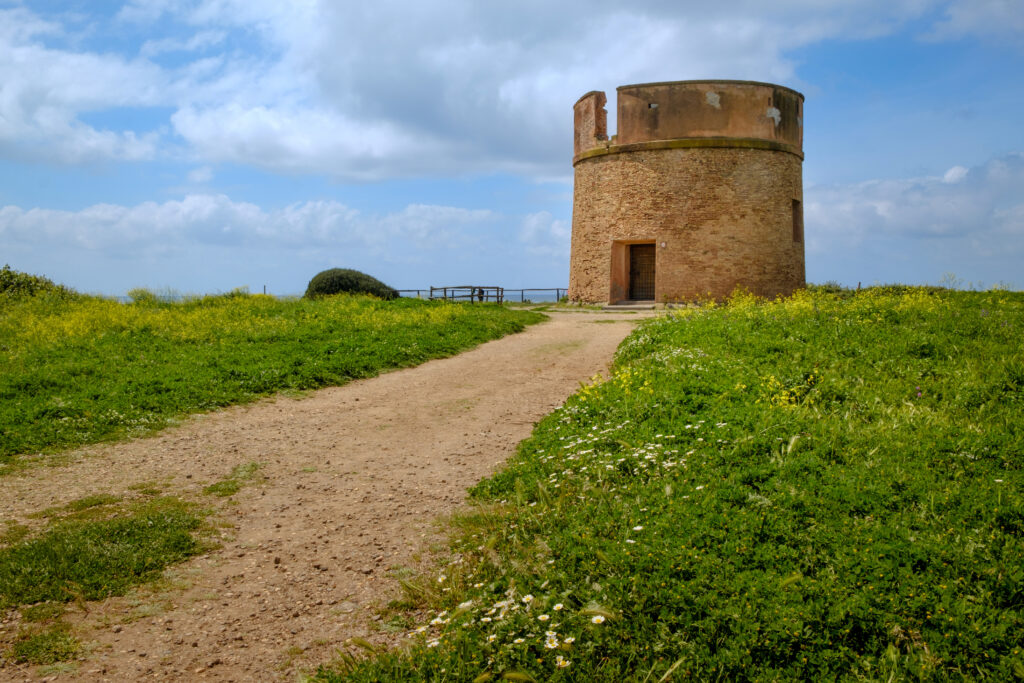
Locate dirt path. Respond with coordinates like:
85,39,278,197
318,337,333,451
0,309,652,681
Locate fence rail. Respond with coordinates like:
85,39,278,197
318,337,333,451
111,287,569,304
398,287,566,303
507,288,567,303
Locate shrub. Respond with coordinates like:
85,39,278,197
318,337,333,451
0,265,78,300
126,287,162,305
304,268,398,300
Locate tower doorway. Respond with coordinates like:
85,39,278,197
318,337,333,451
628,243,656,300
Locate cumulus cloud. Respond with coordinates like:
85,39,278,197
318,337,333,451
0,194,500,256
805,153,1024,284
519,211,571,261
943,165,969,183
140,30,225,58
0,8,166,163
807,153,1024,244
0,193,562,292
925,0,1024,46
169,105,449,180
2,1,1009,177
116,0,189,25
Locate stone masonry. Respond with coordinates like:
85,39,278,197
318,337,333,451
569,80,806,303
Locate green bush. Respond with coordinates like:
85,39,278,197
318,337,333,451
126,287,163,305
0,265,78,300
304,268,398,300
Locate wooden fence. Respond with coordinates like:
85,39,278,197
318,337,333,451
396,287,567,303
427,286,504,303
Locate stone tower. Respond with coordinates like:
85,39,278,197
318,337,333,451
569,80,805,303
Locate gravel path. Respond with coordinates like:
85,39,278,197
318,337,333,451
0,309,651,681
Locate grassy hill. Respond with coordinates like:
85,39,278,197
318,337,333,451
319,286,1023,681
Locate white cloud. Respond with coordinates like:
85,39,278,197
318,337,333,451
0,8,167,163
942,165,968,183
116,0,186,24
925,0,1024,46
169,105,448,180
519,211,571,261
0,6,62,43
0,1,997,177
375,204,495,250
805,153,1024,284
0,193,558,293
0,194,499,256
140,30,225,58
186,165,214,183
808,153,1024,242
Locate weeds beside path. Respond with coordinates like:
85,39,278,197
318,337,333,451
0,309,648,681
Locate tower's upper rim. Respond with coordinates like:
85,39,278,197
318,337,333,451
617,79,804,100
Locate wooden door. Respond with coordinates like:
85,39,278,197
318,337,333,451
629,244,656,300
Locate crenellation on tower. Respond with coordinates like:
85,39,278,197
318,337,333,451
572,91,609,158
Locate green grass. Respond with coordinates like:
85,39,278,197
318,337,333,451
204,461,263,497
0,522,31,546
315,286,1024,682
8,623,80,665
20,602,65,623
31,494,123,521
0,497,207,608
0,292,543,463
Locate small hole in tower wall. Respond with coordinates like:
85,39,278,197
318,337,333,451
648,103,658,109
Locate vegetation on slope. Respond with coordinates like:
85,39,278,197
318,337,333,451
0,292,543,462
0,265,80,301
305,268,398,300
318,286,1023,682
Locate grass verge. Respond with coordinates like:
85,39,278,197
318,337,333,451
1,493,212,667
0,496,208,608
0,293,544,464
315,286,1023,681
8,623,80,665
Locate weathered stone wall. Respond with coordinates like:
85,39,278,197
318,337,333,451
569,80,805,303
615,80,803,150
573,91,608,158
569,147,804,302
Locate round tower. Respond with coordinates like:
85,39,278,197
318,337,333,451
569,80,805,303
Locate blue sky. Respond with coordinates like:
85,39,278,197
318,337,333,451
1,0,1022,295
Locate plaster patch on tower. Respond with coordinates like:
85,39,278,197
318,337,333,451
766,106,782,126
705,91,721,108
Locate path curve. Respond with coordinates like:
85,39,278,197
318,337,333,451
0,310,651,681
